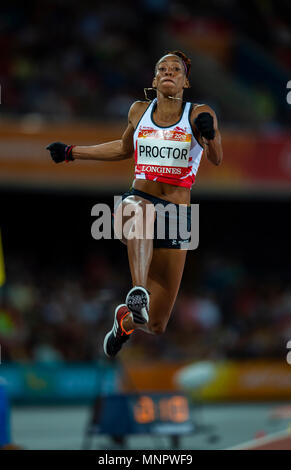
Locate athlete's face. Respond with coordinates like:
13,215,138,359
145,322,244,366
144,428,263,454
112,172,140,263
153,55,189,95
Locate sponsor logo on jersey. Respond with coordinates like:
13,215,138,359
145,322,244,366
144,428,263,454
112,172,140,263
138,165,183,175
137,127,191,142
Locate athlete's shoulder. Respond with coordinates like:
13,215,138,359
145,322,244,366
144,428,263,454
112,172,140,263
128,100,151,127
190,103,216,118
129,100,150,116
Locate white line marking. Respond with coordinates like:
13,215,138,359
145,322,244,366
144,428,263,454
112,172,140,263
226,429,291,450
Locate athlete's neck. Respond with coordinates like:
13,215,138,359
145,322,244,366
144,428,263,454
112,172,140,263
154,91,184,124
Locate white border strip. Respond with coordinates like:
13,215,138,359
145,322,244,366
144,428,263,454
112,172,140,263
226,429,291,450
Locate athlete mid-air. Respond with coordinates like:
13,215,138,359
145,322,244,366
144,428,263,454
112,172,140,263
46,50,223,358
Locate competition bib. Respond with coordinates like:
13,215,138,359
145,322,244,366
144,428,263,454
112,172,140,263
136,127,191,178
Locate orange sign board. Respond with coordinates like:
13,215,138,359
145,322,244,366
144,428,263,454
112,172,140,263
0,120,290,192
122,360,291,401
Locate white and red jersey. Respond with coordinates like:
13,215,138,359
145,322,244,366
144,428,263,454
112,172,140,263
133,98,203,189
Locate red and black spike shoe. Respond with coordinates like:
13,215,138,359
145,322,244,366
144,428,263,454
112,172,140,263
103,304,134,358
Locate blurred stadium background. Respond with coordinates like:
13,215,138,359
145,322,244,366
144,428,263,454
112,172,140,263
0,0,291,450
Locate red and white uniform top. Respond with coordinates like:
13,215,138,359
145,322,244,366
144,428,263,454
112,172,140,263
133,98,203,189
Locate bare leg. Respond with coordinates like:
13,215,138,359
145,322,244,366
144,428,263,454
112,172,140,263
104,203,187,357
122,247,187,334
113,195,155,330
114,195,187,335
126,203,154,286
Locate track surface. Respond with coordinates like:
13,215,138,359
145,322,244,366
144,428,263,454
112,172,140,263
10,402,291,450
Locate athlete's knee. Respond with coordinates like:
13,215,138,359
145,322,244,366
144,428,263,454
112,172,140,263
148,321,167,335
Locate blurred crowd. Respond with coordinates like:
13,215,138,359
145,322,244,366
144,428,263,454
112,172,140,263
0,0,290,125
0,0,290,364
0,250,290,363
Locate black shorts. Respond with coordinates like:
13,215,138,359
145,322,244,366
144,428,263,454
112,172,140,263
113,188,192,250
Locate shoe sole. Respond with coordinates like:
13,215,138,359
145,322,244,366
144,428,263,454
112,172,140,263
103,330,112,358
126,287,149,324
103,304,128,358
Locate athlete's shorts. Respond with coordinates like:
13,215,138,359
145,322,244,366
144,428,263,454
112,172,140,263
113,188,192,250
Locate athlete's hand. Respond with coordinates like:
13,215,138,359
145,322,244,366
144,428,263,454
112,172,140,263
46,142,75,163
194,112,215,140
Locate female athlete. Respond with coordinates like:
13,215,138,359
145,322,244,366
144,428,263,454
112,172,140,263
46,50,223,358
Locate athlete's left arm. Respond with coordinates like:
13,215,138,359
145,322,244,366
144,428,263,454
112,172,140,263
193,105,223,166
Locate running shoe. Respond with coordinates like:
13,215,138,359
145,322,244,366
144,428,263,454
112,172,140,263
103,304,133,358
126,286,150,324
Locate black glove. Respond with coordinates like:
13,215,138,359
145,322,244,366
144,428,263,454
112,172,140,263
194,112,215,140
46,142,75,163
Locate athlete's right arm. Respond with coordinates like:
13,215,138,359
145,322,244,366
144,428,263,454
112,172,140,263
72,117,134,161
46,103,140,163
